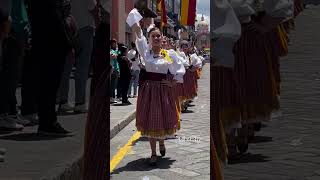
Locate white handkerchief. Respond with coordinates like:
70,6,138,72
126,8,143,27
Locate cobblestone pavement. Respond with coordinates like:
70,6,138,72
224,5,320,180
110,65,210,180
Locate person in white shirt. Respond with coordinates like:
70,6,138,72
127,42,141,98
57,0,99,113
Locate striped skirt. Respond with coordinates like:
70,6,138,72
294,0,304,17
276,24,289,57
234,23,279,124
174,82,184,119
213,66,242,131
136,73,180,139
195,68,201,79
283,19,295,33
175,82,186,101
183,69,198,100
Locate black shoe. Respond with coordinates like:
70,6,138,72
159,144,166,157
122,101,132,105
38,122,71,136
149,155,157,166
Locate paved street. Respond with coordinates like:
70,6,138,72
224,5,320,180
110,65,210,180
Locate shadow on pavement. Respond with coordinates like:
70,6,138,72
111,157,176,175
112,104,134,107
0,130,17,135
181,110,194,113
249,136,273,144
228,153,270,165
0,132,73,141
57,112,78,116
137,136,179,142
187,104,196,107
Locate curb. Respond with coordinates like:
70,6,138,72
110,110,136,139
40,153,83,180
39,111,136,180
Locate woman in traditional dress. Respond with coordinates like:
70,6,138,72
161,36,186,123
189,49,203,94
175,41,194,112
127,9,185,165
211,0,242,162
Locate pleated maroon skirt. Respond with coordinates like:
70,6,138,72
233,23,279,123
136,71,180,138
183,69,197,99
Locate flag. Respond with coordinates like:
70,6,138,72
180,0,197,26
157,0,167,28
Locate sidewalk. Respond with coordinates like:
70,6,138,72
110,65,210,180
110,98,137,139
0,79,138,179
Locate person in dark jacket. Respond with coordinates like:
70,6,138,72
117,43,132,105
26,0,73,135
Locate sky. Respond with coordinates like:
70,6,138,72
196,0,210,26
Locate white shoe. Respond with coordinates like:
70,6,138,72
110,98,117,103
58,103,74,112
0,114,24,131
74,104,88,113
14,114,31,126
22,114,39,125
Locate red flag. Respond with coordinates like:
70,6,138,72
157,0,167,27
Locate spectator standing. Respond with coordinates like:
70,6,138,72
57,0,98,113
127,42,140,98
110,39,120,103
0,9,24,131
117,43,132,105
10,0,35,125
26,0,73,135
56,5,80,113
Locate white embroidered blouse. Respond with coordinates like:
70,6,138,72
190,53,203,68
135,34,186,83
176,50,190,68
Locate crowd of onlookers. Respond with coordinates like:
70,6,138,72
0,0,103,135
110,39,141,105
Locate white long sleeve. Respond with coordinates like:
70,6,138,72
135,32,149,61
263,0,294,20
190,54,203,68
176,50,190,67
211,0,242,68
168,50,186,83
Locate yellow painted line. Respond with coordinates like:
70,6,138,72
110,131,141,173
